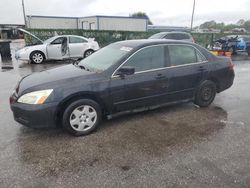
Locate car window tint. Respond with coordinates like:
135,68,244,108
51,37,66,45
196,50,206,62
124,46,165,72
164,33,175,39
69,37,87,44
168,45,198,66
179,34,190,40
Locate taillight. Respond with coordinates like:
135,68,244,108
229,59,235,71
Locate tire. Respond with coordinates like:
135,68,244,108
247,49,250,56
30,51,45,64
84,50,94,58
194,80,216,107
62,99,102,136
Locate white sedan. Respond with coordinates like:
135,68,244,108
15,29,100,64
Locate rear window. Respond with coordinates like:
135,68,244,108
69,37,87,43
165,33,191,40
168,45,205,66
149,33,166,39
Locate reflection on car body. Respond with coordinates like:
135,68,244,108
10,39,234,136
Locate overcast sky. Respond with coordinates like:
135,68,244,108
0,0,250,27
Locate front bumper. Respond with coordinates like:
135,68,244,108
15,50,29,61
10,101,59,128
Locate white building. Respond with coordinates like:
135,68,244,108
26,15,148,32
26,15,78,29
79,16,148,31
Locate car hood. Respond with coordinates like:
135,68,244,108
18,64,94,95
18,28,44,44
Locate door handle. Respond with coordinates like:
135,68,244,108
155,74,166,80
198,66,206,71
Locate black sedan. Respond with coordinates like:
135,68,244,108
10,40,235,136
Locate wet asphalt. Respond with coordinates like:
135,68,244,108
0,41,250,187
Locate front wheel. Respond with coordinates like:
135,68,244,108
62,99,102,136
194,81,216,107
30,51,45,64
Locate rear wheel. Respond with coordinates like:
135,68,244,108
84,50,94,58
194,81,216,107
247,49,250,56
62,99,102,136
30,51,45,64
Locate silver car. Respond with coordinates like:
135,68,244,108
149,32,195,43
15,29,100,64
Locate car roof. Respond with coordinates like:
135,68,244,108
155,31,191,35
113,39,195,48
50,35,88,39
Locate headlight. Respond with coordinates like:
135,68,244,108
17,89,53,104
18,48,28,53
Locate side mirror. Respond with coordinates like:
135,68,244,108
116,66,135,77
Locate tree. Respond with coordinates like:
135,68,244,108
130,12,153,25
243,20,250,31
199,20,217,29
199,20,225,30
237,19,245,26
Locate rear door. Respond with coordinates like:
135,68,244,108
110,45,170,111
166,44,209,101
69,36,88,58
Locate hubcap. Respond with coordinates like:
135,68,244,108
85,51,93,57
201,87,212,101
69,105,97,132
32,53,43,63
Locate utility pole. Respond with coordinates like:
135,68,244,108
190,0,196,32
22,0,27,27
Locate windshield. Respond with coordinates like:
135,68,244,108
149,33,166,39
78,44,132,72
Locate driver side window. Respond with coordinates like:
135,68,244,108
123,45,166,73
51,37,66,45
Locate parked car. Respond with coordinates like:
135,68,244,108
15,28,100,64
10,40,234,136
149,32,195,43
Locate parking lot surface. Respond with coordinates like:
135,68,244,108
0,43,250,187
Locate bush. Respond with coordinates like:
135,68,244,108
26,29,250,48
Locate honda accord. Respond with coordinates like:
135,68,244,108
10,40,235,136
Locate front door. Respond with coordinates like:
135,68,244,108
110,45,170,112
47,36,69,59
